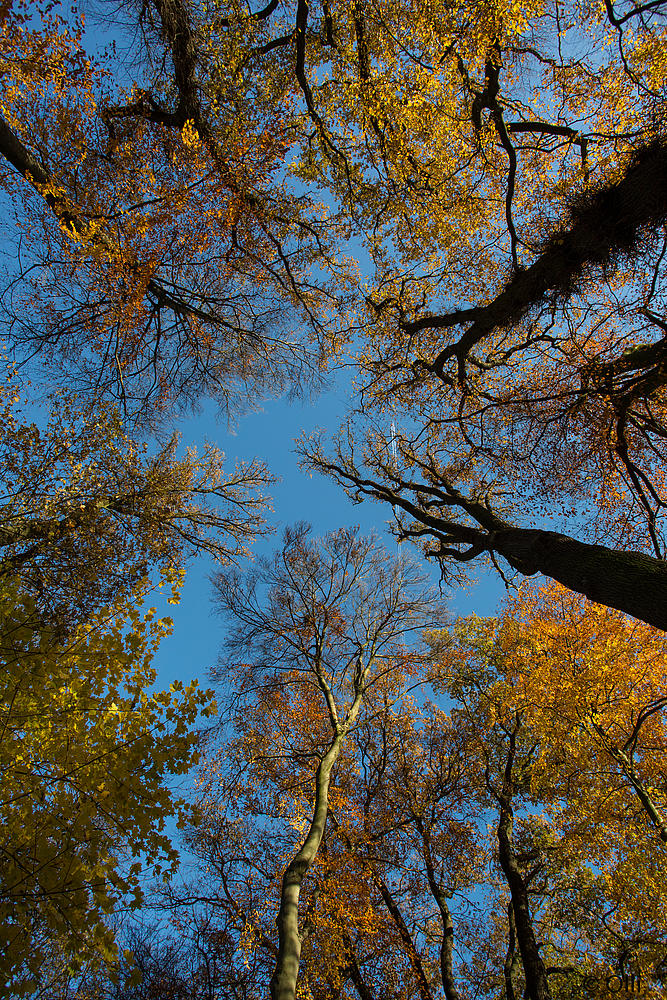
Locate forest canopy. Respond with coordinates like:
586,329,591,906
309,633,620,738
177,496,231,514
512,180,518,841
3,0,667,621
3,0,667,997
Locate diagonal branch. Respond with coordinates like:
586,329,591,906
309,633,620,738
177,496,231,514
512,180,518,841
403,142,667,381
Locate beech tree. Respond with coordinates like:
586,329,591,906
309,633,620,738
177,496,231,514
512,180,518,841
7,0,667,622
186,695,463,1000
0,378,272,630
0,0,348,420
0,3,304,983
154,582,667,1000
427,588,667,1000
9,1,667,990
273,0,667,627
0,573,215,998
196,525,442,1000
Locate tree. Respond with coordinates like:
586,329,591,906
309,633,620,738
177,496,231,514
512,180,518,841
0,376,272,629
189,692,464,1000
0,377,272,991
488,582,667,852
260,0,667,628
480,582,667,975
0,0,348,420
200,525,442,1000
428,587,667,999
46,917,245,1000
0,572,216,998
8,0,667,622
116,577,667,1000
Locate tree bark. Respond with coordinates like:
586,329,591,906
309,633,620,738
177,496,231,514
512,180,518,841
269,737,342,1000
489,527,667,632
414,817,461,1000
374,875,435,1000
340,931,377,1000
503,902,520,1000
431,886,459,1000
494,731,551,1000
309,453,667,633
594,732,667,844
404,141,667,372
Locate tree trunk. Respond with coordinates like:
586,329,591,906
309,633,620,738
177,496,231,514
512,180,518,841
313,456,667,632
434,891,459,1000
503,902,520,1000
495,732,551,1000
406,141,667,364
415,817,461,1000
374,875,435,1000
598,735,667,844
490,527,667,632
341,931,377,1000
269,738,341,1000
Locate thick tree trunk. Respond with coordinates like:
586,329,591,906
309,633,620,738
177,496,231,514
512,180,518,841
405,141,667,367
313,456,667,633
490,528,667,632
503,903,521,1000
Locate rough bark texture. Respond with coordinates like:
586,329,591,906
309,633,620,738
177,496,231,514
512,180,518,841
406,142,667,374
503,903,520,1000
490,528,667,631
310,457,667,633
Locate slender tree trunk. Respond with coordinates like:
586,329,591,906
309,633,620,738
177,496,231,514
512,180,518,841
269,736,342,1000
598,735,667,843
433,889,459,1000
374,875,435,1000
341,930,377,1000
497,802,550,1000
348,960,376,1000
494,732,551,1000
415,817,461,1000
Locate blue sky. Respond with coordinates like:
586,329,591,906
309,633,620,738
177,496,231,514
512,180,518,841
152,371,508,694
49,2,511,696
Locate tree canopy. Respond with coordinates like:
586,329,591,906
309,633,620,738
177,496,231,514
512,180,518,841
283,0,667,627
0,573,215,997
5,0,667,995
4,0,667,624
0,376,273,630
0,0,348,420
113,580,667,1000
212,525,442,1000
